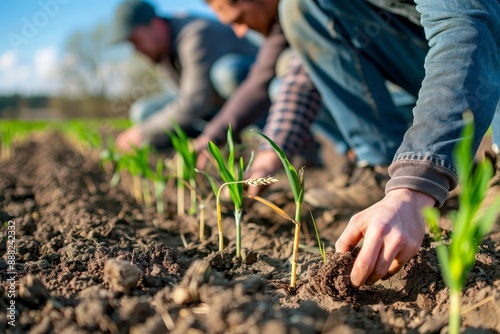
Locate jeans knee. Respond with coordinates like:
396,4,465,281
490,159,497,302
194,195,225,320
210,54,253,99
129,101,148,123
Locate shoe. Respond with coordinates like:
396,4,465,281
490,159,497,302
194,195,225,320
304,164,389,210
329,149,356,188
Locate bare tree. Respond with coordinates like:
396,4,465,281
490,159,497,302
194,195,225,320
59,23,165,99
58,23,112,97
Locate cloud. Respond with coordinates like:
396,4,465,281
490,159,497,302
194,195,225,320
0,46,60,95
0,50,18,70
34,46,58,78
0,50,30,93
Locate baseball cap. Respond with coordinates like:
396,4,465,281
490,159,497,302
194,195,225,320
110,1,157,44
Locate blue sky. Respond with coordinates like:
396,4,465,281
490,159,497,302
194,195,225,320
0,0,213,95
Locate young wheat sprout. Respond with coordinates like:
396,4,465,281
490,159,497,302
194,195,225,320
215,176,279,256
252,130,305,288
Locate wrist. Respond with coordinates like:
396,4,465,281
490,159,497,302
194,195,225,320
386,188,436,207
194,134,211,152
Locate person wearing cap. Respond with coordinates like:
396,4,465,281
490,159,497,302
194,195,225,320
111,0,259,151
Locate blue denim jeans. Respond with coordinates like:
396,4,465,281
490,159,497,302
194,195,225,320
269,74,416,155
130,91,176,124
210,53,257,100
281,0,500,169
409,0,500,159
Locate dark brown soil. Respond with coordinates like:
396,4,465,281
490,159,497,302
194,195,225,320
1,133,499,333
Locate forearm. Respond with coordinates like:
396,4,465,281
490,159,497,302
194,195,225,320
387,0,500,206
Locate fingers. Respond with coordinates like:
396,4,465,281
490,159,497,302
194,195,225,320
115,133,129,152
382,256,406,280
364,245,400,286
117,139,132,153
350,233,382,287
381,237,422,280
334,189,430,287
335,205,411,287
115,128,142,153
348,219,409,287
196,150,209,170
194,135,210,155
335,214,365,253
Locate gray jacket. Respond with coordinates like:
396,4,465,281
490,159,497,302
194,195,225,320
140,15,258,144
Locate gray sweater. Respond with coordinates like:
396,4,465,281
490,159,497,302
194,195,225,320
140,15,258,144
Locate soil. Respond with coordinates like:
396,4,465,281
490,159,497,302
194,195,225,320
1,132,500,334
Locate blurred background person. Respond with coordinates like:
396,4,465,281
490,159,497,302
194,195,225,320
110,0,259,152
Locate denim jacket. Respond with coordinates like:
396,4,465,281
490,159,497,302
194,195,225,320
385,0,500,206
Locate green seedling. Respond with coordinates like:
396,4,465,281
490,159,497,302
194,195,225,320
150,158,171,215
130,145,154,207
194,168,220,241
105,118,132,131
115,145,153,206
108,152,141,204
108,148,129,188
423,113,499,334
100,135,122,175
0,125,13,161
310,210,326,264
0,120,49,161
62,120,103,159
206,125,262,257
119,153,143,204
207,126,245,257
253,130,305,288
167,122,197,217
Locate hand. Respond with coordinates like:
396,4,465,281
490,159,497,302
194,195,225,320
194,135,212,170
245,150,283,196
116,126,144,153
335,188,435,288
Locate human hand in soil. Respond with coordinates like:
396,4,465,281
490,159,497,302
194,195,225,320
335,188,435,287
194,134,211,170
116,126,143,153
245,150,282,197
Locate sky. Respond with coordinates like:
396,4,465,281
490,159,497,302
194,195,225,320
0,0,213,95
